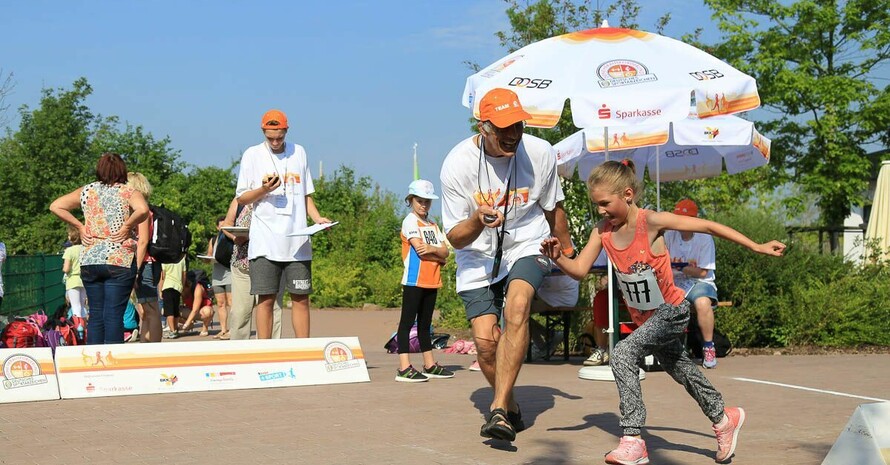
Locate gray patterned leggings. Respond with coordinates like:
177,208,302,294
611,300,725,436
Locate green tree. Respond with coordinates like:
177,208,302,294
0,78,96,252
704,0,890,247
0,78,193,253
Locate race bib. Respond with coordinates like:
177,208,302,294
419,226,441,245
615,268,665,311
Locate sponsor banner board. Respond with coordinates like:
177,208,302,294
55,338,369,399
0,347,61,403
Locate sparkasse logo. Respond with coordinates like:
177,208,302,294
598,105,662,120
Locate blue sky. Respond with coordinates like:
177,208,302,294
1,1,716,197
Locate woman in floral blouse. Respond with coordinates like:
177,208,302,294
51,153,149,344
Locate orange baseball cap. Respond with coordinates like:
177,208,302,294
674,199,698,217
261,109,289,130
478,88,531,128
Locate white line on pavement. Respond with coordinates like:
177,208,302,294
732,377,889,402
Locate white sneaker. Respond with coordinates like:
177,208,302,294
583,348,610,366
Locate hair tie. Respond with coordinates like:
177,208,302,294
620,159,629,166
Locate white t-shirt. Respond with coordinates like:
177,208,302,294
440,134,563,293
235,141,315,261
664,230,716,293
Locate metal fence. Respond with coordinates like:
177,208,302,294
0,254,65,318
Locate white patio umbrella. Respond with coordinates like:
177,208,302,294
865,160,890,261
555,114,772,209
463,25,760,129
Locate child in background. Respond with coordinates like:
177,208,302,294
123,293,139,342
62,225,88,322
394,180,452,383
665,198,721,368
160,257,186,339
541,159,785,464
180,270,215,337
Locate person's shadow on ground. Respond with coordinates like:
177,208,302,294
551,412,716,463
470,385,583,451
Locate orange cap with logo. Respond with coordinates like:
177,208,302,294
261,110,289,130
673,199,698,217
478,88,532,128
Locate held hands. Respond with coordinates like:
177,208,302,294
315,217,333,224
753,240,787,256
540,237,564,261
233,236,248,246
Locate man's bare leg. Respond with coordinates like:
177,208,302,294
255,294,277,339
290,293,310,338
492,280,534,412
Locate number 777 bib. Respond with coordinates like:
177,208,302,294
615,268,666,311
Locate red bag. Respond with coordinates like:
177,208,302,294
1,318,46,348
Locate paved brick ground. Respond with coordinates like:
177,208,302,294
1,309,886,464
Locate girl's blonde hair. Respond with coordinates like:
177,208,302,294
587,159,643,202
67,224,81,245
127,172,152,200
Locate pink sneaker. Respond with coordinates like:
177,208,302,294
713,407,746,463
468,360,481,371
703,345,717,369
604,436,649,465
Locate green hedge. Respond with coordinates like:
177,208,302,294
712,209,890,347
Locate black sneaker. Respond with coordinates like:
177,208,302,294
423,363,455,379
395,366,428,383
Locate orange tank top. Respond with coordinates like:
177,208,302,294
601,209,685,326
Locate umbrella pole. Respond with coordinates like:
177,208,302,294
656,145,661,211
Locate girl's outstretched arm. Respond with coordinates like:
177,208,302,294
649,212,786,256
541,222,607,280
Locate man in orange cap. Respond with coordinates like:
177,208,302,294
440,88,573,441
664,199,720,368
235,109,332,339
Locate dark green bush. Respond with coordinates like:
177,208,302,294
711,209,890,347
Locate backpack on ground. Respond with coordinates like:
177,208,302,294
384,323,436,354
149,205,192,264
1,317,46,348
41,305,79,353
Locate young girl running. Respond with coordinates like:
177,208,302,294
394,180,453,383
541,160,785,464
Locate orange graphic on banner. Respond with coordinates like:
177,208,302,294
58,346,365,373
560,28,652,44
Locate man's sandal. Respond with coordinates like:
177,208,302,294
508,405,526,433
480,408,516,441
